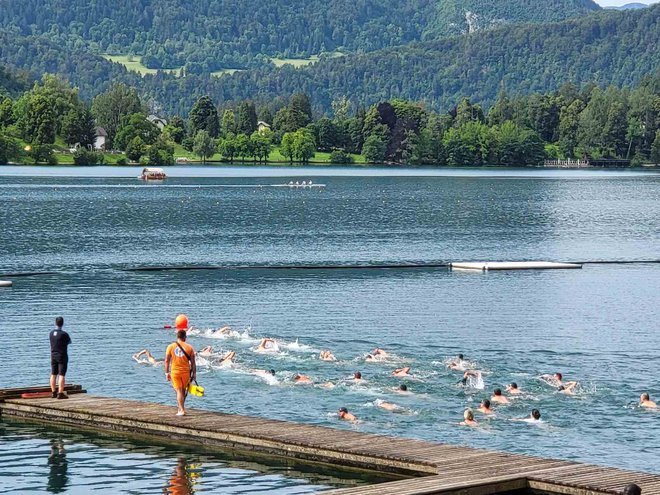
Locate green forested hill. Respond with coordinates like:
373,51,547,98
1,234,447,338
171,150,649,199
0,0,599,71
0,4,656,116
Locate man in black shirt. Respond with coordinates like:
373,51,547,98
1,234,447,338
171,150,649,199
50,316,71,399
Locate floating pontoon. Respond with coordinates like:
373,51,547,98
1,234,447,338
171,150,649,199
449,261,582,271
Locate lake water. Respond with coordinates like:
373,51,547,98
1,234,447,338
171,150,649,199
1,166,659,490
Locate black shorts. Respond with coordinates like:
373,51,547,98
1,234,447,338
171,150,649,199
51,357,68,376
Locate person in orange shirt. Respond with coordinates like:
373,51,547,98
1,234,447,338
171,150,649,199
165,330,197,416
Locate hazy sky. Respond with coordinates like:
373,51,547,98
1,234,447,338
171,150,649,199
595,0,658,6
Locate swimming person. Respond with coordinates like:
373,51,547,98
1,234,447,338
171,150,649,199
49,316,71,399
319,350,337,361
640,393,658,409
218,350,236,367
198,346,214,357
256,338,279,353
375,399,400,411
622,484,642,495
506,382,522,395
558,381,579,395
294,374,314,384
541,372,570,386
394,384,410,394
460,370,483,389
352,371,365,383
460,408,478,427
132,349,161,365
165,329,196,416
448,354,466,370
491,389,510,404
338,407,357,421
521,409,542,423
478,399,494,415
392,367,411,377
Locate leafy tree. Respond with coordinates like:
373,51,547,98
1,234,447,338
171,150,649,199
558,99,585,158
331,96,351,122
493,121,545,166
0,132,21,163
114,113,160,150
219,133,238,162
257,106,273,125
312,118,341,151
280,132,295,163
250,130,272,162
444,121,493,166
126,136,147,162
290,93,312,125
221,109,236,136
91,83,143,146
146,137,175,166
192,130,216,162
236,101,258,135
61,105,96,146
28,144,57,165
454,98,485,127
362,134,386,163
14,92,57,144
189,96,219,138
234,133,251,161
164,115,186,143
72,148,105,165
329,150,354,164
0,96,14,128
651,130,660,163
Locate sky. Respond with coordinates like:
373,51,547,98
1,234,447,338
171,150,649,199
595,0,658,6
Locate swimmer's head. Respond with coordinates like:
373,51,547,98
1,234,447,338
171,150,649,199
338,407,349,417
354,371,362,379
269,369,276,376
531,409,541,420
493,388,502,396
458,354,464,360
554,373,563,381
509,382,518,390
622,484,642,495
55,316,64,328
641,393,650,401
176,329,187,341
481,399,491,409
464,408,474,421
399,384,408,391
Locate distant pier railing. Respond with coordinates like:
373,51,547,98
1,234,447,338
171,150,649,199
544,158,631,168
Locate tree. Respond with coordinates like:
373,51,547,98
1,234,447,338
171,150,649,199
0,96,14,128
290,93,312,125
189,96,219,138
493,121,545,166
454,98,485,127
558,99,585,158
329,150,354,164
331,96,351,121
14,92,57,144
312,118,341,151
219,133,238,162
72,148,104,165
61,105,96,146
146,137,175,166
221,109,236,136
250,129,273,162
192,130,216,162
0,132,21,163
292,129,316,164
164,115,186,143
91,83,143,146
236,101,258,135
114,113,160,150
651,130,660,163
126,136,147,162
362,134,386,163
280,132,295,163
443,121,493,166
235,133,252,161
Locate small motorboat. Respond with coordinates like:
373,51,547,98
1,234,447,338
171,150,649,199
138,167,167,180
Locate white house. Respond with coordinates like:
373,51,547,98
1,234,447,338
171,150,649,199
257,121,271,133
147,114,168,130
94,127,108,151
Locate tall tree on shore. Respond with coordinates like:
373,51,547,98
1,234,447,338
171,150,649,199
193,129,216,162
91,83,143,147
236,101,258,135
189,96,220,138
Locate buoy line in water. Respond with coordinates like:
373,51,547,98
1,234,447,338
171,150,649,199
2,260,660,279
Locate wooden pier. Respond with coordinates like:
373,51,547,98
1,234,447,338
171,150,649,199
1,386,659,495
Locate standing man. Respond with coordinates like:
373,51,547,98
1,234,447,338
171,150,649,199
165,329,196,416
50,316,71,399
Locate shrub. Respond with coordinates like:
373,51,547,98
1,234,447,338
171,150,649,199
329,149,354,164
72,148,105,165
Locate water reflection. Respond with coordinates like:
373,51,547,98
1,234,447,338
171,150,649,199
47,439,68,493
165,458,196,495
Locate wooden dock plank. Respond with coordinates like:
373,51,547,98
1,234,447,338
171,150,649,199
2,391,659,495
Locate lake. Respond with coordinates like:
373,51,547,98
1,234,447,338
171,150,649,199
1,166,659,492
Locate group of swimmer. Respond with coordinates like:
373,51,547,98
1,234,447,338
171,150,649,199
134,329,659,422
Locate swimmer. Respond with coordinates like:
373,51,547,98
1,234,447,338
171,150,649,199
256,338,279,353
515,409,542,423
319,381,336,389
448,353,466,370
392,367,411,377
252,368,276,378
294,374,314,385
319,350,337,362
541,372,569,386
372,348,390,358
132,349,161,365
352,371,365,383
558,381,578,395
394,384,410,394
338,407,357,422
198,345,214,357
218,350,236,366
506,382,522,395
640,393,658,409
491,389,510,404
460,370,482,386
460,408,478,427
375,399,400,411
478,399,494,415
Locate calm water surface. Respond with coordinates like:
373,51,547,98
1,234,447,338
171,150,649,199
1,166,659,490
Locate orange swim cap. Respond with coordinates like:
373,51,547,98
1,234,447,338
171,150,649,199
175,314,189,330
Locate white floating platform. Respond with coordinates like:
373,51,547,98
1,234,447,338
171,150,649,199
0,280,13,287
449,261,582,271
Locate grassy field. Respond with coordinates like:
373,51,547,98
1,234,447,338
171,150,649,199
270,51,344,68
102,55,181,76
211,69,245,77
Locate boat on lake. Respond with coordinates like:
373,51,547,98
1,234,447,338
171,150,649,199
138,167,167,180
274,180,325,189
